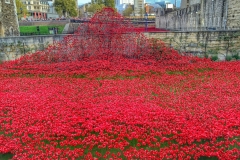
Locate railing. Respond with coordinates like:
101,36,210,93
70,19,155,23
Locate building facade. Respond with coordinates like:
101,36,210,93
47,0,59,19
0,0,20,37
79,4,88,18
21,0,49,20
156,0,239,31
134,0,145,16
116,0,134,6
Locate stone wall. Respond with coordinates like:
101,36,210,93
144,30,240,60
156,0,239,31
227,0,240,29
0,31,240,62
180,0,189,8
0,35,66,61
0,0,20,37
156,2,203,30
190,0,201,6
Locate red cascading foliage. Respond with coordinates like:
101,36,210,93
7,8,194,64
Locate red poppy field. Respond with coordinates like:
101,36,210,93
0,54,240,160
0,8,240,160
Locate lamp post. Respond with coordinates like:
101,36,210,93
84,12,88,20
144,12,148,31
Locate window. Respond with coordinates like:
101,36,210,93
5,0,10,4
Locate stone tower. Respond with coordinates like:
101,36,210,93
180,0,189,8
0,0,20,37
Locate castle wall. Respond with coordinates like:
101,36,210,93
0,0,20,37
156,0,239,31
180,0,189,8
227,0,240,29
0,35,64,61
190,0,201,6
145,31,240,59
1,31,240,62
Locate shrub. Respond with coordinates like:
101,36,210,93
232,53,240,60
204,54,209,58
211,55,218,61
225,55,232,61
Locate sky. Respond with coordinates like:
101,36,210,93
79,0,91,5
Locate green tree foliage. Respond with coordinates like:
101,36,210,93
92,0,104,4
86,0,115,14
54,0,78,17
91,0,115,8
16,0,28,19
104,0,115,8
123,5,133,17
87,3,105,14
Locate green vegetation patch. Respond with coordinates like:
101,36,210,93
0,153,14,160
19,25,65,35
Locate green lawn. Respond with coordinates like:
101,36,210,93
19,25,65,35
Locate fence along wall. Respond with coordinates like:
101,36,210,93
19,20,70,26
0,30,240,62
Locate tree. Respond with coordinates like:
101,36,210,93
92,0,104,4
16,0,28,19
104,0,115,8
86,3,105,14
139,8,144,18
54,0,78,17
91,0,114,8
86,0,115,14
123,5,133,17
